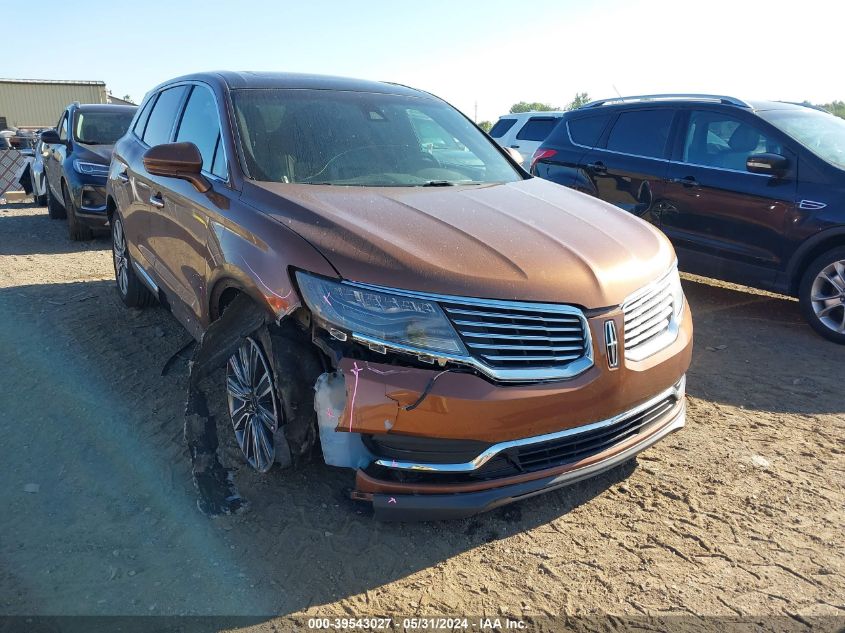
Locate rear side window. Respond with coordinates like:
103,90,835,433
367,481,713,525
142,86,188,147
133,96,156,137
516,117,559,141
606,109,674,158
567,114,612,147
489,118,517,138
176,86,223,174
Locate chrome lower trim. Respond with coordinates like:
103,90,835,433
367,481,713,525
344,280,594,383
375,375,686,473
132,260,159,294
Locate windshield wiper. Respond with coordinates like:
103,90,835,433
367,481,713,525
421,180,460,187
420,180,483,187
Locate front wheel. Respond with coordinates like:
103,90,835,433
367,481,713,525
62,183,93,241
112,214,155,308
225,326,323,472
45,184,66,219
226,337,280,472
799,246,845,344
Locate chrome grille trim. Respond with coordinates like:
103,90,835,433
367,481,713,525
345,281,594,382
440,299,591,374
623,265,682,361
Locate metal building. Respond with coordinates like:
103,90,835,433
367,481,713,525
0,79,108,129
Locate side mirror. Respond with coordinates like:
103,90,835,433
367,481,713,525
504,146,523,165
143,142,210,192
746,153,789,177
40,129,62,145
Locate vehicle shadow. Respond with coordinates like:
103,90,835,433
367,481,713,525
2,274,842,618
0,201,111,256
681,275,844,416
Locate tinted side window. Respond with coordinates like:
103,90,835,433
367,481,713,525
133,95,156,137
683,110,783,171
516,117,559,141
176,86,223,173
567,114,612,147
606,110,674,158
142,86,187,147
489,118,517,138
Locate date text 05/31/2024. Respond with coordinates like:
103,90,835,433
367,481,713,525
307,617,527,630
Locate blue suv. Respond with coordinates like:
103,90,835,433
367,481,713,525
531,94,845,344
41,102,136,240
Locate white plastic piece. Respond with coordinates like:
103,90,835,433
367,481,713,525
314,371,374,469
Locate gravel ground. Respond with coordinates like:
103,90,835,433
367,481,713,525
1,201,843,630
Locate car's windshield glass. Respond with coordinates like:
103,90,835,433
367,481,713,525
758,107,845,170
231,89,521,186
74,111,135,145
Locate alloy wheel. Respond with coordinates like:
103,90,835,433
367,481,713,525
226,338,279,472
810,259,845,334
112,218,129,296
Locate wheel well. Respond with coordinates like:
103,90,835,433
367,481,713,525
106,195,117,222
215,287,243,321
791,235,845,293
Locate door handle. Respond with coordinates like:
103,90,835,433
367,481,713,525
670,176,700,187
586,161,607,174
510,144,520,149
149,193,165,209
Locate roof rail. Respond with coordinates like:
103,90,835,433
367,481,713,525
581,94,751,109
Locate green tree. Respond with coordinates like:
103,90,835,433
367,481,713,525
477,120,493,133
122,94,134,104
565,92,591,110
509,101,559,114
820,100,845,118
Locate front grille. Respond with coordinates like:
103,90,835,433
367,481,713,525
475,393,678,478
623,274,676,351
440,301,589,369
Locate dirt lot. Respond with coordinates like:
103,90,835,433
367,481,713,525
1,201,843,629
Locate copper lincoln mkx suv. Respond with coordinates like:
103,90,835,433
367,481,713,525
107,72,692,520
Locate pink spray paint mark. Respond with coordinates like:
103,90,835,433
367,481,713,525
240,257,293,301
327,407,334,418
391,459,398,467
388,497,397,504
347,362,362,432
322,292,332,307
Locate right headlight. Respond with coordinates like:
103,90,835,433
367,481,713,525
295,272,468,356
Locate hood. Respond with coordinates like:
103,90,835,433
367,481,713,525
247,178,676,308
75,143,114,163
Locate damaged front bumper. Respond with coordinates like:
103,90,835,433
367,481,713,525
353,380,686,521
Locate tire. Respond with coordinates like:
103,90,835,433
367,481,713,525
62,182,94,241
224,324,322,472
36,192,47,206
45,183,66,219
799,246,845,344
111,214,155,308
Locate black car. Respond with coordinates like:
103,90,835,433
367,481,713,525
41,102,136,240
531,94,845,344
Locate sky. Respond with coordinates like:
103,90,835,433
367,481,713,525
6,0,843,122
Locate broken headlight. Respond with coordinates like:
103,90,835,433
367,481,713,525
295,272,468,356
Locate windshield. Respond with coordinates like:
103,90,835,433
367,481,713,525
231,89,521,186
758,107,845,170
74,111,135,145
